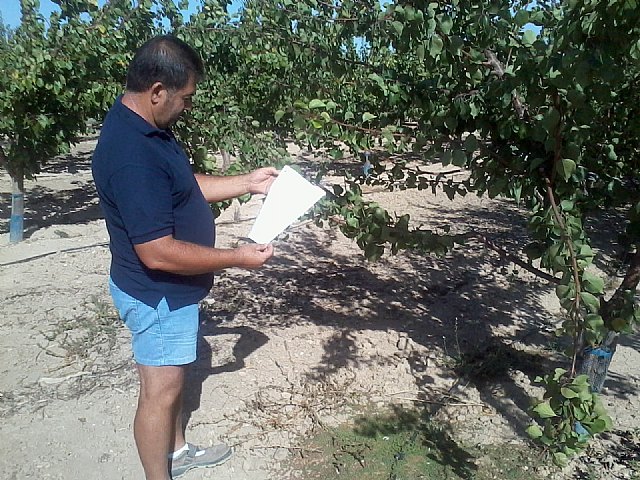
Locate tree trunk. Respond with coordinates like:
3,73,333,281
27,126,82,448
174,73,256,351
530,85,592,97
221,149,231,173
578,330,618,393
9,172,25,243
1,144,26,243
579,249,640,392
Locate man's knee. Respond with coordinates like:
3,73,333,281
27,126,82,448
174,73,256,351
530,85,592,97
137,364,185,406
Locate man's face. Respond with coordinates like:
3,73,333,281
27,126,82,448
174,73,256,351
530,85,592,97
156,77,196,129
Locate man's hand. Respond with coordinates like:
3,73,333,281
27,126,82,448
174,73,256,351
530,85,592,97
235,243,275,269
246,167,279,195
195,167,279,202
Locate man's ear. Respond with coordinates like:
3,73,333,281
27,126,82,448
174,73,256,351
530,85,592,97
150,82,167,105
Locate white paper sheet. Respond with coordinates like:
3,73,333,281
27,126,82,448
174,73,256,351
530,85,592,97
248,166,325,243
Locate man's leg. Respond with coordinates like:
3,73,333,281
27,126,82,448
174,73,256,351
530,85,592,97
135,364,186,480
174,388,186,451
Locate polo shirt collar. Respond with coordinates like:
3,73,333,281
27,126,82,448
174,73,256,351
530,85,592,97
114,95,171,138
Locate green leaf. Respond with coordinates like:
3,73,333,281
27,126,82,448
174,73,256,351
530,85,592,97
579,292,600,313
555,284,571,299
582,272,604,295
553,368,567,381
449,35,464,55
440,150,452,166
430,34,444,57
528,157,546,173
573,375,589,386
578,388,593,402
463,134,478,152
533,402,557,419
558,159,576,181
560,199,574,211
560,387,579,399
365,242,384,261
293,115,307,130
526,424,543,438
553,452,568,467
391,21,404,37
362,112,377,122
514,10,529,27
585,314,604,330
274,110,285,122
452,149,467,167
439,15,453,35
542,108,561,133
523,29,537,45
368,73,385,88
589,418,608,434
193,146,208,162
610,317,629,332
308,99,326,109
579,244,594,259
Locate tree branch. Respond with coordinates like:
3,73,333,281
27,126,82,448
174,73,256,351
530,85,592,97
474,233,560,284
602,249,640,319
483,49,527,119
0,144,7,171
545,174,582,376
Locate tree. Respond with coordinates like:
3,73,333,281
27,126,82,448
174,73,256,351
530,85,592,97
0,11,14,46
191,0,639,462
0,0,158,242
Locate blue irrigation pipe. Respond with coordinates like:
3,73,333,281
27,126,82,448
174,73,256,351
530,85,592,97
9,178,24,243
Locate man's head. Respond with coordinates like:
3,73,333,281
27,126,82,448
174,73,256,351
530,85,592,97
126,35,204,93
126,35,204,129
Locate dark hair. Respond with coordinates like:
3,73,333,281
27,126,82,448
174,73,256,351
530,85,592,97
126,35,204,92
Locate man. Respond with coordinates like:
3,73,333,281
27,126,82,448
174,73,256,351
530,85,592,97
92,35,277,480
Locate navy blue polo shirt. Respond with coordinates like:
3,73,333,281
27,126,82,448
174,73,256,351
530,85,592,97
92,96,215,310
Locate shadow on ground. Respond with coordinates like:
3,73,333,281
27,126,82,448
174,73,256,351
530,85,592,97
183,315,269,426
351,405,477,479
8,144,636,451
201,194,637,444
0,149,101,238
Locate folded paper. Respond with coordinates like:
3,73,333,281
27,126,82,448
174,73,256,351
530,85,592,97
248,165,325,243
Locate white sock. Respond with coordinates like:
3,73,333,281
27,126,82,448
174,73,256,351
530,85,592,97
169,443,206,459
170,443,189,459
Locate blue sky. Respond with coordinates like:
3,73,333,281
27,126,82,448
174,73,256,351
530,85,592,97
0,1,242,28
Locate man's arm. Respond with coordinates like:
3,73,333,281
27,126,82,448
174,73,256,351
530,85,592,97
195,167,279,203
134,235,274,275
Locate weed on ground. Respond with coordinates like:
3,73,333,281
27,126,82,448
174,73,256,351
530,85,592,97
287,405,544,480
0,296,133,417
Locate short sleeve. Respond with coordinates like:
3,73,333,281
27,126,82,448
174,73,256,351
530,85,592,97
109,165,174,244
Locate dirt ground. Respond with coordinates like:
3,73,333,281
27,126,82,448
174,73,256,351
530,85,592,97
0,139,638,480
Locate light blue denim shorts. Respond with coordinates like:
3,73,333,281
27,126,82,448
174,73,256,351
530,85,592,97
109,278,199,366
